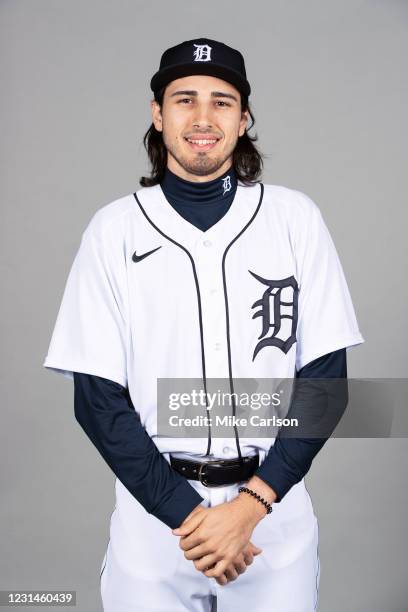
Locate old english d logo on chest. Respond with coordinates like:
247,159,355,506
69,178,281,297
249,271,299,360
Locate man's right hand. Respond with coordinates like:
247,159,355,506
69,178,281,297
198,540,262,586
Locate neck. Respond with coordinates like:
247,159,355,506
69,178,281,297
160,165,237,204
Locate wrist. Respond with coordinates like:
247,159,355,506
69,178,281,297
192,502,207,514
180,501,207,526
245,475,278,505
237,489,269,523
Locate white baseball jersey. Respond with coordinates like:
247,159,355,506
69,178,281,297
43,179,364,442
43,180,364,574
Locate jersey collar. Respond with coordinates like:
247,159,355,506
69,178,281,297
134,181,264,253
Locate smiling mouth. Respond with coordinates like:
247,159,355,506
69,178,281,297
184,137,220,152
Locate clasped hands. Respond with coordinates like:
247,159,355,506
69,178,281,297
172,476,277,586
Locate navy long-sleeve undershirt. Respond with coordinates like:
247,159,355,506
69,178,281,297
73,347,347,527
73,372,205,529
254,348,348,501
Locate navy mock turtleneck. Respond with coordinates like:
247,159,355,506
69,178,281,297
160,165,238,231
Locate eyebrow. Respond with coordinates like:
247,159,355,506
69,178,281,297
169,90,238,103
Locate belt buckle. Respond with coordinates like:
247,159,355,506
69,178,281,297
198,462,209,486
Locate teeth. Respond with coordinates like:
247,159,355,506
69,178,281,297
187,139,217,145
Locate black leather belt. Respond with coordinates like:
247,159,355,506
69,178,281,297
170,453,260,487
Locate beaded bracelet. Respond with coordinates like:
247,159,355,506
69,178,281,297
238,486,273,514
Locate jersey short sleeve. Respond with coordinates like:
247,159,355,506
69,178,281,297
43,216,128,388
293,191,364,371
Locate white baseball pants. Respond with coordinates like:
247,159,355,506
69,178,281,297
100,457,320,612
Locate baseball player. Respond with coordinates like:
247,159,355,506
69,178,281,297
43,38,364,611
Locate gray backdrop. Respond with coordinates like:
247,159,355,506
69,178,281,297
1,1,407,611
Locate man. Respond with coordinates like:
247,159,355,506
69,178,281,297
43,37,364,611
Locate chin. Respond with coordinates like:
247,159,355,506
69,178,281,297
178,154,217,170
186,163,223,177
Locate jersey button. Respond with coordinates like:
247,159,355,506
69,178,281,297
203,239,213,247
214,342,221,351
209,288,218,295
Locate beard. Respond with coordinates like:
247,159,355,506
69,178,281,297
163,135,235,178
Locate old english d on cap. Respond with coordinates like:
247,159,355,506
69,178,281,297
150,37,251,97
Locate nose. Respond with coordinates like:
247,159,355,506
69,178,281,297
192,104,214,129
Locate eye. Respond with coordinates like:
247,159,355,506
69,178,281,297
216,100,231,107
178,98,192,104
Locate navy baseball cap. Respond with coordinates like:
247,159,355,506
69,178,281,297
150,37,251,98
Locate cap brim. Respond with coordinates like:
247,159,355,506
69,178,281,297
150,62,251,97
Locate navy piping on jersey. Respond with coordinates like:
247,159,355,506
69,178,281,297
133,192,212,455
221,182,265,460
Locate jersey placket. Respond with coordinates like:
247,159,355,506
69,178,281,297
194,236,229,378
194,235,237,458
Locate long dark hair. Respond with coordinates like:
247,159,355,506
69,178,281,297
139,86,264,187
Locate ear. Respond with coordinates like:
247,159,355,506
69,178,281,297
151,99,163,132
239,109,249,137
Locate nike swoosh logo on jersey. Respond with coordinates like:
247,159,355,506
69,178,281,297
132,246,162,262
